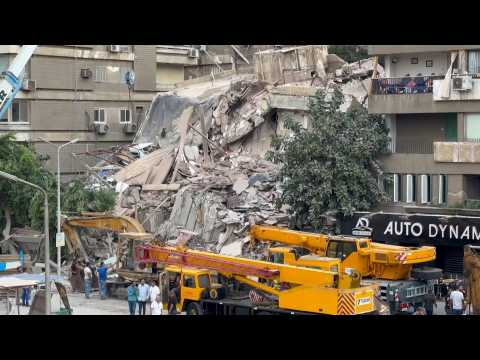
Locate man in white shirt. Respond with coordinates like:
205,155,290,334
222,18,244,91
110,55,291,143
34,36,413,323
449,285,465,315
83,262,93,299
137,279,150,315
151,295,163,315
149,281,160,314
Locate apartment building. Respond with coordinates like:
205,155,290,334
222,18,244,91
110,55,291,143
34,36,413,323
0,45,198,178
369,45,480,210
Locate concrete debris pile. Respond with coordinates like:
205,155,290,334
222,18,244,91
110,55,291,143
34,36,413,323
78,47,381,258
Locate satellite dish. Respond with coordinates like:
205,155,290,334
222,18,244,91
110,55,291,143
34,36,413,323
125,71,135,88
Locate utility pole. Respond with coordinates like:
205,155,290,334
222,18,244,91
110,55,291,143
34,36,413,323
0,170,51,315
39,138,79,277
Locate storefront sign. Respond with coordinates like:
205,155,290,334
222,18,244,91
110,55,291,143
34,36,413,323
342,212,480,246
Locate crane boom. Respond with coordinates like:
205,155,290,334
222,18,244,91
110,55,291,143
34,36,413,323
134,243,376,315
0,45,37,120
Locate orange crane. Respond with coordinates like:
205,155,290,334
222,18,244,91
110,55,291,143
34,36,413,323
134,243,376,315
250,225,437,280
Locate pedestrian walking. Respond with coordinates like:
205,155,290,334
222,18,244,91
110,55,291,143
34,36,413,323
424,289,437,316
21,287,30,306
449,285,465,315
151,295,163,315
83,262,93,299
137,279,150,315
127,282,138,315
96,262,108,300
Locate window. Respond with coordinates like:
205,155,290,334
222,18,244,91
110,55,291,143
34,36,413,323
0,100,28,124
341,242,357,259
383,174,394,201
359,242,368,249
94,65,130,84
468,50,480,74
406,174,416,203
94,108,106,123
465,113,480,141
326,241,338,259
439,175,447,204
120,109,131,123
420,175,432,204
197,275,210,289
183,275,195,288
269,252,284,264
394,174,401,203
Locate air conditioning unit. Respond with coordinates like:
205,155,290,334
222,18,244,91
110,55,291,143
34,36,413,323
123,122,138,134
453,76,473,91
21,79,36,91
80,68,92,79
109,45,121,53
94,123,109,135
188,48,199,58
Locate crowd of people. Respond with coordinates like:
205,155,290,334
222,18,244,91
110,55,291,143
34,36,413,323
127,279,162,315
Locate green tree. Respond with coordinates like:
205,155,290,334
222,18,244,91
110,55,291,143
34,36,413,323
329,45,368,63
1,134,116,254
62,179,116,215
267,87,390,232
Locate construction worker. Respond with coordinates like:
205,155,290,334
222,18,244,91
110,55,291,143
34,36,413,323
96,262,108,300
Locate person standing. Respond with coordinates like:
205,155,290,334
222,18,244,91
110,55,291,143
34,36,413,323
151,295,163,315
21,287,30,306
83,262,93,299
424,289,437,316
168,284,179,315
96,262,108,300
137,279,150,315
127,282,138,315
449,285,465,315
149,281,160,315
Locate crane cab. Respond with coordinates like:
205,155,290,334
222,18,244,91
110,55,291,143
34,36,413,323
325,237,372,276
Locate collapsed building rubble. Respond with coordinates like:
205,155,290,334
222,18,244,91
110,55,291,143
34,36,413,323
72,46,383,262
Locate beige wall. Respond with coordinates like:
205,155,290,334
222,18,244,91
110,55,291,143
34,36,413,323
385,52,449,78
156,63,184,85
369,45,480,55
369,94,480,114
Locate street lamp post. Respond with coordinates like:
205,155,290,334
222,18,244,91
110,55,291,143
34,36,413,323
0,170,51,315
39,138,79,277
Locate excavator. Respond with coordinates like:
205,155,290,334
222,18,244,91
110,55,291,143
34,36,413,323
62,213,157,296
134,240,377,315
249,225,443,314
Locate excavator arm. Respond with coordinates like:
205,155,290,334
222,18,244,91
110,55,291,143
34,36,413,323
62,213,146,260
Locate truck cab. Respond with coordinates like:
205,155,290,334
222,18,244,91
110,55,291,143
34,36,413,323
160,266,215,315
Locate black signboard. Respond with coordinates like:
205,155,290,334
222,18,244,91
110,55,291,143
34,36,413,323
341,212,480,247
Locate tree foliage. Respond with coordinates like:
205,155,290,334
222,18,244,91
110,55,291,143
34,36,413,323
62,179,116,215
1,134,116,239
0,133,57,233
267,87,390,232
329,45,368,63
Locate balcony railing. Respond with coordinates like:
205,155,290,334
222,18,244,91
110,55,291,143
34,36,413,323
395,138,442,154
371,75,445,95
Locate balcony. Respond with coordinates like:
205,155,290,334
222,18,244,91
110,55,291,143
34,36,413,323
434,140,480,163
371,76,444,96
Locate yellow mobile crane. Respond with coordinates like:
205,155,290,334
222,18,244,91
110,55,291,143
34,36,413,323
250,225,442,314
134,243,376,315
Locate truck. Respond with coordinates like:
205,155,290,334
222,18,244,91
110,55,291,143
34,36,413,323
134,242,377,315
249,225,443,314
